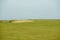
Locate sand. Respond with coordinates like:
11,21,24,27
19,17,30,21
11,20,34,23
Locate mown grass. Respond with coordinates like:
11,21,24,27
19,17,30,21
0,19,60,40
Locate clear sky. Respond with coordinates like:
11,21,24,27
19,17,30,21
0,0,60,20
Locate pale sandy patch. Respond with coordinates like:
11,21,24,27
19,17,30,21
11,20,34,23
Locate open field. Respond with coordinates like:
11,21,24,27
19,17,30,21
0,19,60,40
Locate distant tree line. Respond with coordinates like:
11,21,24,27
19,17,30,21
9,20,16,23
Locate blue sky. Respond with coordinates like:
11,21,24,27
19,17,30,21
0,0,60,20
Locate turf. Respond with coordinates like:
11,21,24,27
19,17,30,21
0,19,60,40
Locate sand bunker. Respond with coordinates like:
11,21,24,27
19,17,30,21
11,20,34,23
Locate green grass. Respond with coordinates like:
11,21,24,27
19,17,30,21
0,19,60,40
